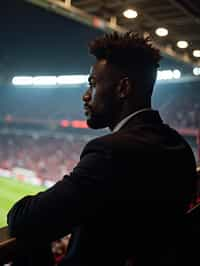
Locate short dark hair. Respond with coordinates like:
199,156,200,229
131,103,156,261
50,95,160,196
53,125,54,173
89,31,161,95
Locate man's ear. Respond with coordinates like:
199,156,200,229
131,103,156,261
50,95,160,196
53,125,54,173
117,77,131,99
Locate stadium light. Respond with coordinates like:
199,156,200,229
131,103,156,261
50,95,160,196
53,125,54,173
173,69,181,79
123,9,138,19
12,76,33,85
193,50,200,58
157,69,181,80
12,75,89,86
177,41,188,49
155,27,168,37
193,67,200,76
57,75,88,85
33,76,57,86
157,70,172,80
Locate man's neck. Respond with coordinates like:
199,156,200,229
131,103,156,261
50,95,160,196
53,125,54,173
109,107,152,132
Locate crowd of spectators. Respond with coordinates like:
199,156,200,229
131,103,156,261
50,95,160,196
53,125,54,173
0,130,93,182
1,82,200,184
154,82,200,129
160,98,200,129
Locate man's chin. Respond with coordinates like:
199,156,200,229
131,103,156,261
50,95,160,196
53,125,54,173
86,118,107,130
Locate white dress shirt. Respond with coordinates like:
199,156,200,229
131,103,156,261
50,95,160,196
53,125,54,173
112,108,152,133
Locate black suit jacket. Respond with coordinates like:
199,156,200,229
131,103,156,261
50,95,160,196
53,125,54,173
7,110,197,266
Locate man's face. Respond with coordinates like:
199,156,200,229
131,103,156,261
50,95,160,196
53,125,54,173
82,59,120,129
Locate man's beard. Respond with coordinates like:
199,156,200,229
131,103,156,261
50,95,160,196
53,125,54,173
86,108,113,129
86,112,109,129
85,94,119,130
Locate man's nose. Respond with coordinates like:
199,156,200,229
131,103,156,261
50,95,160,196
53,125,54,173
82,88,91,103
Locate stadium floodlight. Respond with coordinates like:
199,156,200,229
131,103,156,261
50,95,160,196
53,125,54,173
157,70,173,80
157,69,181,81
12,75,89,86
32,76,57,86
155,27,168,37
157,71,163,80
177,41,188,49
123,9,138,19
12,76,33,85
57,75,88,85
193,67,200,76
193,50,200,58
173,69,181,79
157,71,164,80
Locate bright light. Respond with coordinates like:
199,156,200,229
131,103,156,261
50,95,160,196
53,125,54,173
12,76,33,85
157,70,173,80
71,120,88,129
173,69,181,79
157,69,181,80
33,76,57,85
60,120,70,128
193,67,200,76
12,75,89,86
123,9,138,19
193,50,200,58
177,41,188,49
57,75,88,85
155,27,168,37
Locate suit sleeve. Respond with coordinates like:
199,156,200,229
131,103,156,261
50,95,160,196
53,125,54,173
7,140,112,243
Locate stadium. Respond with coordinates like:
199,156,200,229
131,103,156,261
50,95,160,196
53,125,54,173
1,0,200,265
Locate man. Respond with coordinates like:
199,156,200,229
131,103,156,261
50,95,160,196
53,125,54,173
8,32,197,266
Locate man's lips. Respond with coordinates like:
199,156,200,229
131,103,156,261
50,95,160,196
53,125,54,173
84,106,92,116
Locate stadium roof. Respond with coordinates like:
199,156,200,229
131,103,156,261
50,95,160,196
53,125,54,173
25,0,200,66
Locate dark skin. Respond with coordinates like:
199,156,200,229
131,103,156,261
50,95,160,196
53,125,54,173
82,59,151,130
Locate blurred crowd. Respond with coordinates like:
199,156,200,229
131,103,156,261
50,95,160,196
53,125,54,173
0,131,93,182
160,98,200,129
153,82,200,130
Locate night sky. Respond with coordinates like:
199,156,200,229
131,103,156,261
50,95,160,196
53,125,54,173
0,0,102,77
0,0,193,80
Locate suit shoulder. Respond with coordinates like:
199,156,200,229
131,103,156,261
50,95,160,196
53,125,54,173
80,130,135,158
80,134,113,158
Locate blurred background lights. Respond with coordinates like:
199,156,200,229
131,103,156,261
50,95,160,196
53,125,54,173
177,41,188,49
193,67,200,76
155,27,168,37
157,69,181,80
173,69,181,79
12,77,33,85
123,9,138,19
193,50,200,58
12,75,89,86
57,75,88,85
32,76,57,85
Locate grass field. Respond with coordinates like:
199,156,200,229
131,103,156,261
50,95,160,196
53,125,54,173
0,177,45,227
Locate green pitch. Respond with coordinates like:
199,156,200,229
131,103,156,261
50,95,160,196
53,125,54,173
0,177,45,227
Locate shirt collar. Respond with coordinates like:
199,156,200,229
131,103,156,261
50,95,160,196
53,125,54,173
112,108,152,133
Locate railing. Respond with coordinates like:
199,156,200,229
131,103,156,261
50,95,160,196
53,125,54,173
0,227,16,265
1,170,200,265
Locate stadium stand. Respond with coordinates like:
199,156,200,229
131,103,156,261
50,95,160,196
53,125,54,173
153,82,200,130
0,130,93,183
1,0,200,264
1,81,200,130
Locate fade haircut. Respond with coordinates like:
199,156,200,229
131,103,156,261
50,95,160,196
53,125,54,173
89,31,161,96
